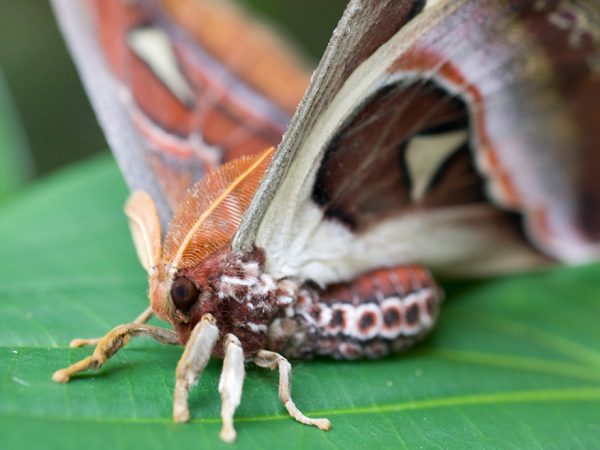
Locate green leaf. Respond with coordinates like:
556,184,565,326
0,154,599,449
0,70,33,199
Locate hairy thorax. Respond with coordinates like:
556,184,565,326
164,250,281,356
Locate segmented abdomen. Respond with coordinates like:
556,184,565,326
270,266,442,359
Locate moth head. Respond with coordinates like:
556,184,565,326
125,186,230,328
124,191,214,327
125,189,276,353
124,150,274,344
146,263,207,326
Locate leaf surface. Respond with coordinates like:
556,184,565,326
0,154,599,449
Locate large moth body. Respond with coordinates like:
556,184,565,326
135,148,441,359
51,0,600,443
154,242,441,360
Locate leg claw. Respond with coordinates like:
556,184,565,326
173,406,190,423
219,426,237,443
52,369,70,383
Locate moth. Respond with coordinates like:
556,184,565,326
50,0,600,443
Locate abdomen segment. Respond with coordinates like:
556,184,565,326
269,265,442,359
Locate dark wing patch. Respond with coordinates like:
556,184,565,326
312,79,483,231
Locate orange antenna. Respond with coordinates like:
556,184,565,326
163,148,273,269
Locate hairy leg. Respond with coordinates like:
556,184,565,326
219,334,245,442
52,322,178,383
254,350,331,431
173,313,219,423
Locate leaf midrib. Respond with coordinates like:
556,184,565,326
4,386,599,425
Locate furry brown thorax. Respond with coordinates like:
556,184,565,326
149,249,281,357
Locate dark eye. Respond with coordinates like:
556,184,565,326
170,277,199,313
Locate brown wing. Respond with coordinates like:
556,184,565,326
52,0,310,224
235,0,600,284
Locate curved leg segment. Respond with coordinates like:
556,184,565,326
52,323,179,383
254,350,331,431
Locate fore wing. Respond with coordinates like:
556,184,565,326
234,0,600,283
51,0,310,226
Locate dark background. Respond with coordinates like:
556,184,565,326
0,0,347,178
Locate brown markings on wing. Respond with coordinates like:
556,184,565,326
174,52,284,160
392,47,522,210
93,1,194,140
312,79,483,231
129,50,195,140
419,143,487,208
393,1,600,260
91,0,202,214
90,0,307,212
92,0,145,81
310,0,600,263
161,0,310,114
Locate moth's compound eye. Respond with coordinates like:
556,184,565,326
170,276,199,313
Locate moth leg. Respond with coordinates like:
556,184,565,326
254,350,331,431
218,334,245,443
173,313,219,423
52,323,178,383
69,306,155,348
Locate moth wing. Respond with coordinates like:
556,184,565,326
51,0,310,226
234,0,600,284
